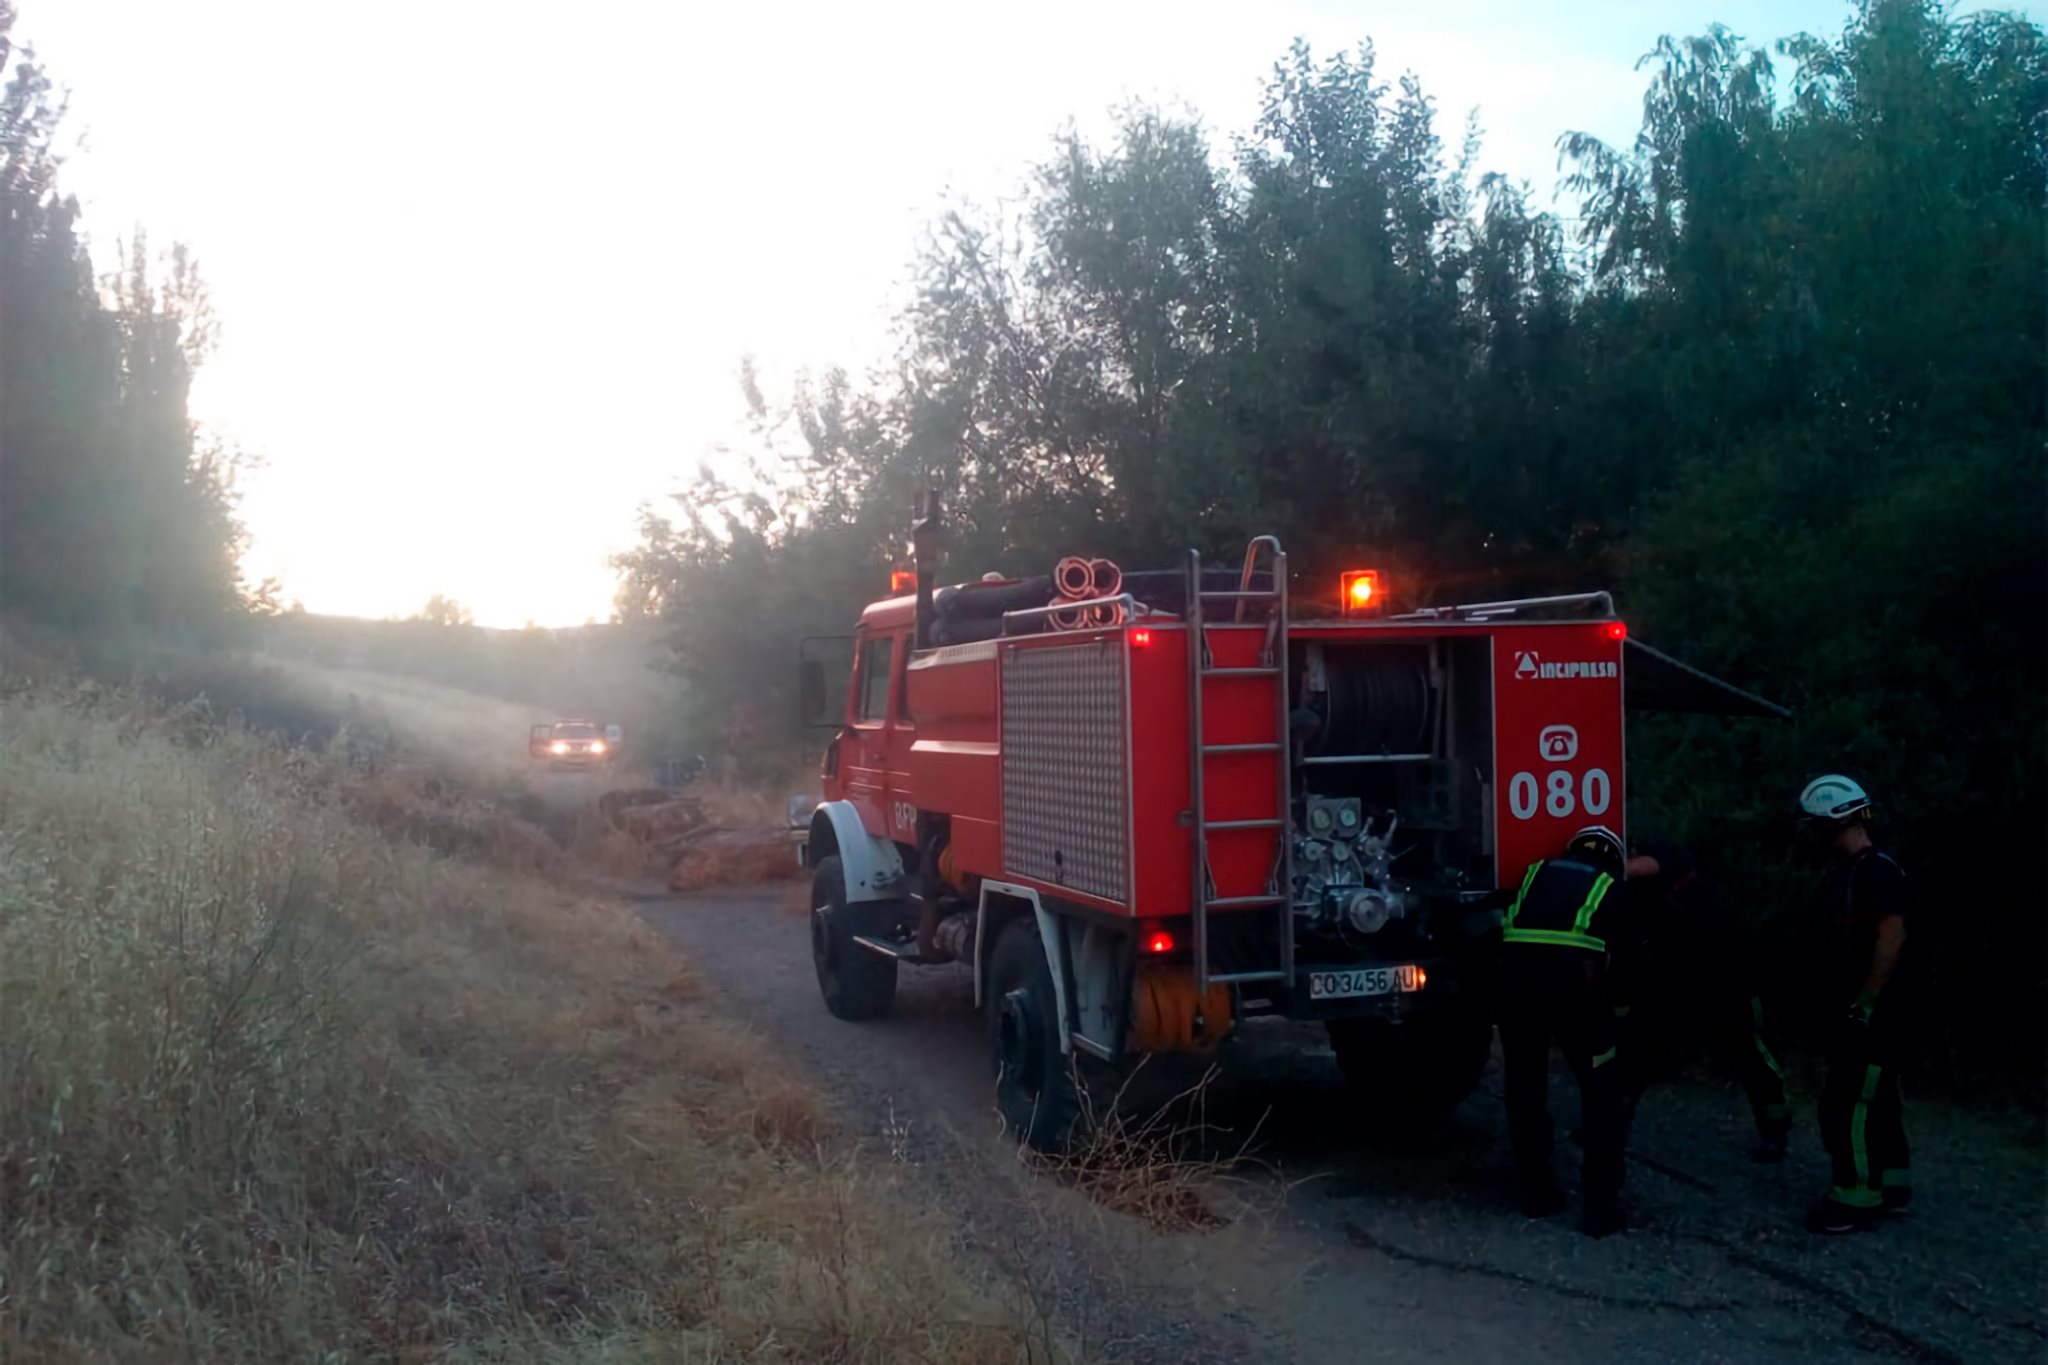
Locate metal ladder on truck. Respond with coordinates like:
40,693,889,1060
1185,536,1295,993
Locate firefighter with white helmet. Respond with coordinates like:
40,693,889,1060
1498,823,1638,1238
1799,774,1914,1234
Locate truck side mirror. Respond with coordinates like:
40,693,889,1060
800,660,827,726
798,635,854,729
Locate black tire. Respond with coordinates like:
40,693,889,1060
986,916,1083,1151
810,855,898,1021
1328,1007,1495,1121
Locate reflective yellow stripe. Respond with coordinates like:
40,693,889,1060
1502,927,1607,951
1850,1063,1882,1192
1504,860,1544,931
1747,995,1788,1081
1753,1032,1786,1082
1573,873,1613,937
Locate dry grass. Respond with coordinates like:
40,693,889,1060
683,772,804,832
1023,1065,1272,1234
668,832,807,894
0,681,1057,1362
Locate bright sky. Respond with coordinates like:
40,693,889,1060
19,0,2005,626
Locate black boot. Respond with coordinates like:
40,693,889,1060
1581,1200,1626,1239
1806,1198,1878,1235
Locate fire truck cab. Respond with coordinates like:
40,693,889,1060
799,511,1783,1149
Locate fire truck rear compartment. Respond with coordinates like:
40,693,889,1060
1276,637,1498,1005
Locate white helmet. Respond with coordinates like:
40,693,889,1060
1567,824,1625,868
1799,774,1871,824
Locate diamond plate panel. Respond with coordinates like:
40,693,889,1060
1002,639,1127,904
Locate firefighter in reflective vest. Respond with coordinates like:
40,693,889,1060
1800,775,1913,1235
1499,825,1634,1239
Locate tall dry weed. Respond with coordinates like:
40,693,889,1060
0,684,1056,1362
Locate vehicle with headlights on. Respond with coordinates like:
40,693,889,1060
527,719,615,770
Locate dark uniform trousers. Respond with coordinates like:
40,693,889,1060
1612,953,1791,1143
1498,857,1626,1217
1819,1003,1910,1211
1501,947,1624,1214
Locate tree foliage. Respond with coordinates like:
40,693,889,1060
412,593,475,628
0,6,246,633
624,2,2043,1069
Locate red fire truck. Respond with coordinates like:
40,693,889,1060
797,500,1783,1148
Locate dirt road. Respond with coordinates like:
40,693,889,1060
643,885,2045,1365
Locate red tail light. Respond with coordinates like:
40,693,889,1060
1130,627,1153,648
1144,930,1175,955
1605,621,1628,641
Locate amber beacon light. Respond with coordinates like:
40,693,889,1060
1340,569,1383,616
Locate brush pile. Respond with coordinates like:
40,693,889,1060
596,787,801,890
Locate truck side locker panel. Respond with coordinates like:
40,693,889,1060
997,634,1132,912
905,641,1002,876
1128,627,1193,917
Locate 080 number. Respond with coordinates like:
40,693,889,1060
1508,768,1611,822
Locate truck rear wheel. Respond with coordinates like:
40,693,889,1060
809,855,898,1021
1328,1008,1494,1121
986,916,1082,1152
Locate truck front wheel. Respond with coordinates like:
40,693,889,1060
1328,1008,1494,1121
809,855,898,1021
986,916,1083,1152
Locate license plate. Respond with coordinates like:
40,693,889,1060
1308,964,1421,1001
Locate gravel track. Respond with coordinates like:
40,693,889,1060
641,885,2042,1364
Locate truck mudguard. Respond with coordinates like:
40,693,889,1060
975,881,1114,1060
806,800,906,903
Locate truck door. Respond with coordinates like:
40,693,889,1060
884,635,918,846
842,632,897,836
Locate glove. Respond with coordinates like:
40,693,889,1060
1843,990,1878,1032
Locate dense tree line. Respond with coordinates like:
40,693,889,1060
0,4,245,634
623,2,2045,1080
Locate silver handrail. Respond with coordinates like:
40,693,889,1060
999,592,1140,635
1234,534,1284,623
1392,591,1616,622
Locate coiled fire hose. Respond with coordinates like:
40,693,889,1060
1048,556,1129,630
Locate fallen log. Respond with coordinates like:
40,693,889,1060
670,828,804,892
614,797,708,843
